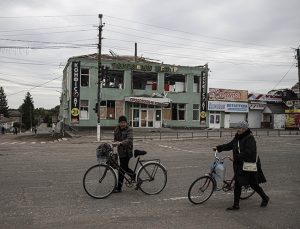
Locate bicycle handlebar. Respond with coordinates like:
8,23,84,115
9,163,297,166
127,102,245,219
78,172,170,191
214,150,231,161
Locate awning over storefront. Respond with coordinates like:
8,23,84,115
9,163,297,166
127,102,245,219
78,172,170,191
125,97,171,106
263,103,288,114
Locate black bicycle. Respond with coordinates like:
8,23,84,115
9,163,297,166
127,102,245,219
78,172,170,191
188,150,255,204
83,144,167,199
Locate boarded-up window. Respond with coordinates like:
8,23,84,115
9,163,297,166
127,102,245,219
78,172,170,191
115,100,124,118
163,107,171,120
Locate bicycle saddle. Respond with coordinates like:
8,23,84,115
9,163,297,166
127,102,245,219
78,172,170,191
134,149,147,158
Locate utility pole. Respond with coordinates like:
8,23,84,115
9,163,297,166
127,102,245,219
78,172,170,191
296,48,300,98
97,14,104,142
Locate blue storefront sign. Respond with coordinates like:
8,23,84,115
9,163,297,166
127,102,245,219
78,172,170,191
208,101,248,112
225,102,248,112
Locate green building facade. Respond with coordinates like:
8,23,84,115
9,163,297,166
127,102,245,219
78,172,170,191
59,54,209,129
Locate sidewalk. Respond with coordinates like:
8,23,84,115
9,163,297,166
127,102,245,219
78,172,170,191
65,128,300,144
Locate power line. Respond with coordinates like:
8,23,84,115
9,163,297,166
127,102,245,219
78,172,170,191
7,75,62,97
271,63,296,90
105,37,291,61
0,38,96,47
0,77,61,88
0,60,61,66
105,15,291,51
103,45,292,66
104,29,292,62
1,28,96,37
0,24,96,33
0,14,96,19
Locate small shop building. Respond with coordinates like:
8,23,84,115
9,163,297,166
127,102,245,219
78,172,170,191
207,88,249,128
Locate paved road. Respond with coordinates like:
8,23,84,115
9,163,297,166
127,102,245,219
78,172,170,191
0,134,299,228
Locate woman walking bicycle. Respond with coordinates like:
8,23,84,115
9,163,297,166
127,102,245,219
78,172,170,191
213,121,269,211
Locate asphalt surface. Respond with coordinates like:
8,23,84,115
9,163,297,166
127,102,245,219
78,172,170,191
0,133,300,229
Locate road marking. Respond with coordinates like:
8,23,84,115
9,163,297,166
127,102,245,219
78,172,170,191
172,165,199,169
10,142,18,144
0,138,67,145
163,196,188,201
162,192,233,202
158,144,197,153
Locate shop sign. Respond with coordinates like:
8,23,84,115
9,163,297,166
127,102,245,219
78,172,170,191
266,94,282,103
285,109,300,129
225,102,249,112
200,74,207,122
111,62,178,73
209,88,248,102
208,101,226,111
284,100,300,108
249,102,266,110
71,62,80,124
125,97,171,107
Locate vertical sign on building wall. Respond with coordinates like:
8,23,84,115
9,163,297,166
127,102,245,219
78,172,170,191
71,62,80,124
200,72,208,123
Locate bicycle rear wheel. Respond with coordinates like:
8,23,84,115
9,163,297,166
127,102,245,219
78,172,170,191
137,162,167,195
188,175,215,204
83,164,117,199
240,185,255,200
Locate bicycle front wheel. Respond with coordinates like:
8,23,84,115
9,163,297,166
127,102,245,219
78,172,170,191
188,175,215,204
240,185,255,200
83,164,117,199
137,162,167,195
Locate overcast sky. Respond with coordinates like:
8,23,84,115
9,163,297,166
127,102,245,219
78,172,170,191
0,0,299,109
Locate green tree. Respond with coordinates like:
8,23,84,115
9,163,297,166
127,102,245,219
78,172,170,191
0,86,9,117
19,92,36,130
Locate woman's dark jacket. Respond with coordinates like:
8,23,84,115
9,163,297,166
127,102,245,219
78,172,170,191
114,126,133,158
216,129,266,186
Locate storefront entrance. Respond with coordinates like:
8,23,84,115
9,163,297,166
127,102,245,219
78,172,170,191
209,112,221,129
130,107,162,128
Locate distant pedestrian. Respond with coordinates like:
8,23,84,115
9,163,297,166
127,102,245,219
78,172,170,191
52,123,56,136
1,126,4,134
13,127,18,135
33,127,37,135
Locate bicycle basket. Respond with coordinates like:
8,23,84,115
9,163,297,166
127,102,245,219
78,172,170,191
96,143,113,163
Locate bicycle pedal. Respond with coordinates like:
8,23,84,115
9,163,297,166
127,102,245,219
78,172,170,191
135,180,142,190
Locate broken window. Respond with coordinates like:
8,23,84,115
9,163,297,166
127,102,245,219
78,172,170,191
193,75,200,93
164,73,186,92
80,100,89,119
171,103,186,120
132,71,157,90
102,70,124,89
81,69,89,87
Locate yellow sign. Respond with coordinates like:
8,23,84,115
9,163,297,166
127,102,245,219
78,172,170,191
200,111,206,119
71,108,80,117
